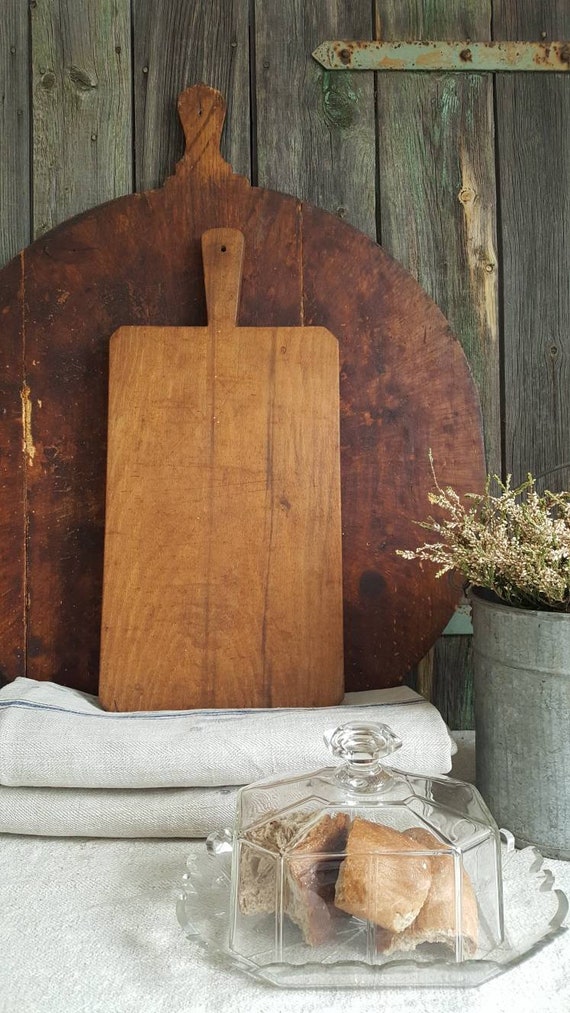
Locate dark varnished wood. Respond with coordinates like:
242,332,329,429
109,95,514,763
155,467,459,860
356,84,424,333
0,85,485,695
0,256,26,683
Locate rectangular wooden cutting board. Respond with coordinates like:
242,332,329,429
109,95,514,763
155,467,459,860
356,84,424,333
98,228,343,711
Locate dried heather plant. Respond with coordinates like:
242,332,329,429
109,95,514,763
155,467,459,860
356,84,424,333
397,455,570,612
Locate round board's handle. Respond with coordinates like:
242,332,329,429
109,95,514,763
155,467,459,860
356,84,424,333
201,228,245,328
175,84,250,191
177,85,227,171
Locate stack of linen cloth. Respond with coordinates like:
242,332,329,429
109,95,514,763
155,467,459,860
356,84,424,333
0,678,457,838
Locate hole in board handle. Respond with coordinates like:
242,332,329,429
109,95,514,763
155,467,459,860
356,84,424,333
220,245,227,252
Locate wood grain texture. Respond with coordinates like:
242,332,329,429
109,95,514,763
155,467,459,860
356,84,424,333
409,637,474,731
0,3,30,267
376,0,500,474
376,1,498,728
494,0,570,492
99,228,344,710
30,0,132,236
133,0,250,190
0,256,25,684
1,2,568,728
254,0,376,239
0,85,485,695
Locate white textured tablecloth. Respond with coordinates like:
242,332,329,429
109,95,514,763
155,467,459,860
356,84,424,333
1,734,569,1013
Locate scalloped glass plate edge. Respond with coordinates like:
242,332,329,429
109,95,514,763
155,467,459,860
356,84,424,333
175,829,568,989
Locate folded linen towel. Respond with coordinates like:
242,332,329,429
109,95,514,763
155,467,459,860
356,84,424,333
0,678,455,790
0,783,239,838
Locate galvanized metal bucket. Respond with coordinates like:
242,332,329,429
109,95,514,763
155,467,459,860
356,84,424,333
472,589,570,860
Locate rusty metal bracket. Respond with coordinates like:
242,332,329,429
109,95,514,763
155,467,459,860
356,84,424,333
313,40,570,73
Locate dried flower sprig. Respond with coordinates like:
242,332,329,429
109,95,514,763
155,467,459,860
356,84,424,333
397,453,570,612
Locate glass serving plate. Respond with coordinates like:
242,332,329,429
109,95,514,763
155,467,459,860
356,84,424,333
176,829,568,989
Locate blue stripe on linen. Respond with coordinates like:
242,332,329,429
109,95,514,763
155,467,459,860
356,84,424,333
0,697,421,721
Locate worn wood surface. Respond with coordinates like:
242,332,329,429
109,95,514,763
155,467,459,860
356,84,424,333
30,0,132,237
0,1,29,690
409,636,474,732
0,83,484,696
133,0,250,189
0,6,29,688
0,257,26,688
99,226,343,711
377,0,500,472
494,0,570,493
377,1,499,729
1,1,568,725
254,0,376,238
0,4,30,264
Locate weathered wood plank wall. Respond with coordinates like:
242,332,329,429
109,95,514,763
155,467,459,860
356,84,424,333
376,0,500,729
495,0,570,493
1,0,569,726
30,0,132,237
0,0,29,264
133,0,251,187
254,0,377,239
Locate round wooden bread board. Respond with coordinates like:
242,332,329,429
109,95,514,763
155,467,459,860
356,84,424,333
0,84,485,697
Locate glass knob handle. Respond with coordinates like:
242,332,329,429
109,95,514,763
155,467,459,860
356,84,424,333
325,721,402,763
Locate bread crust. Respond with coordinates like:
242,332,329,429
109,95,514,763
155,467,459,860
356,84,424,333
334,817,432,933
239,814,479,959
238,812,310,916
376,827,479,957
238,811,350,945
287,812,350,945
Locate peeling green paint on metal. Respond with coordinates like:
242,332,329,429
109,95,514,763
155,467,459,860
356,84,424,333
313,40,570,73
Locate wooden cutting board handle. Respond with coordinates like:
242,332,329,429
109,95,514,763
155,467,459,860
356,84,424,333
202,228,245,328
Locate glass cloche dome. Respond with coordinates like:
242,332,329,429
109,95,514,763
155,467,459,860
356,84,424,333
190,721,507,986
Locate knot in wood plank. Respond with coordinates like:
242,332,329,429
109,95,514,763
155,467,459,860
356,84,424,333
40,71,56,90
458,186,477,206
321,71,360,130
68,66,98,91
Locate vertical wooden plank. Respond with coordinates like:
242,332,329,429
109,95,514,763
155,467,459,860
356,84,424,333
0,4,30,681
376,0,500,474
408,638,474,730
494,0,570,492
377,1,498,729
254,0,377,239
0,3,30,266
133,0,250,191
30,0,132,236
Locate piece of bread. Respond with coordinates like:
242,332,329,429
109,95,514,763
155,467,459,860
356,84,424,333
239,815,479,957
238,812,310,916
334,817,432,933
238,811,350,946
286,812,350,945
375,827,479,957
